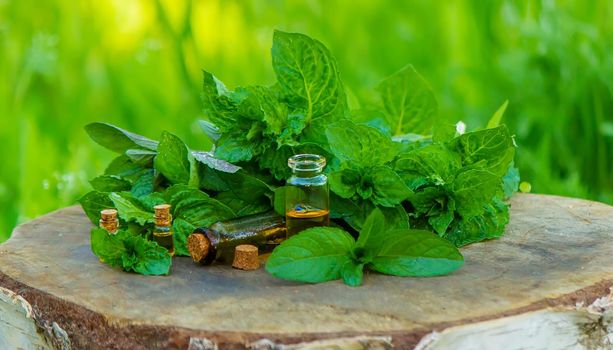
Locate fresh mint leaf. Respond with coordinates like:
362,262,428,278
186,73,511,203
395,143,462,190
427,199,456,235
381,205,410,230
355,208,386,255
214,133,259,163
79,191,114,224
105,155,146,181
370,229,464,277
136,192,165,212
353,208,409,263
444,197,509,247
448,125,515,177
393,133,433,154
172,218,195,256
341,260,364,287
266,227,354,283
351,109,392,136
329,193,360,220
109,192,154,225
487,99,509,129
409,186,448,216
198,119,222,142
120,235,171,275
272,30,347,124
199,166,231,192
277,111,308,146
376,65,438,136
89,175,131,193
341,200,408,233
273,186,287,216
125,149,156,166
326,120,396,168
85,122,158,153
370,166,411,206
91,228,126,267
130,170,155,198
452,169,500,219
201,71,242,130
432,120,458,142
258,144,294,180
328,169,360,199
239,86,288,135
215,191,271,217
204,170,273,202
164,185,236,228
191,150,241,173
154,131,192,185
406,167,500,236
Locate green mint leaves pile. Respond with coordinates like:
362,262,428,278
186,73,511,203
80,30,518,280
91,228,172,276
266,209,464,286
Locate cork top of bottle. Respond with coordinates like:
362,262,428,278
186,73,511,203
187,233,211,264
154,204,172,226
100,209,118,221
99,209,119,234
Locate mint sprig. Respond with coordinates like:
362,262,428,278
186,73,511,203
265,208,464,286
90,228,172,276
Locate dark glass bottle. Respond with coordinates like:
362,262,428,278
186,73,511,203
188,211,286,264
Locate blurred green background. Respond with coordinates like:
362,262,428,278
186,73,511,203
1,0,611,242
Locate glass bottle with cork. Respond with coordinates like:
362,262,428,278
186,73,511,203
153,204,175,256
285,154,330,237
188,211,286,265
99,209,119,234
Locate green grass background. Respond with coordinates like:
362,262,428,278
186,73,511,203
1,0,611,242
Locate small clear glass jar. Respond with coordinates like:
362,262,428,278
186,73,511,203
285,154,330,237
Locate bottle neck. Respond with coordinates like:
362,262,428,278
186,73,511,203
287,154,326,179
291,168,323,178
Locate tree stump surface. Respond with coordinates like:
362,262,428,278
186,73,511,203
0,193,612,349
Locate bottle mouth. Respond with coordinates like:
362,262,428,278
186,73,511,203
288,154,326,172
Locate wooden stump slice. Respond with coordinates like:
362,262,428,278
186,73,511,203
0,194,612,349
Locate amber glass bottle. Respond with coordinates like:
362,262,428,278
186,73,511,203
285,154,330,237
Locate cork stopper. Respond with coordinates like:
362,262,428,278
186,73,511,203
99,209,118,234
232,244,260,270
187,233,211,264
154,204,172,226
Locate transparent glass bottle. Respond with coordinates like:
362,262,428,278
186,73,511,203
153,204,175,256
285,154,330,237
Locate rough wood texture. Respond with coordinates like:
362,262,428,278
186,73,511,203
0,194,612,349
0,287,54,350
